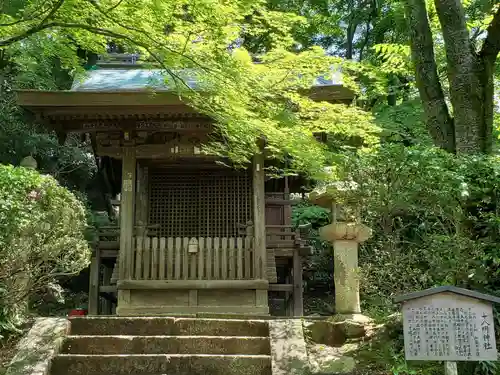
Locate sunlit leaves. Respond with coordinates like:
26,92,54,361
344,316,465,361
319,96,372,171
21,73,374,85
372,43,412,76
176,45,380,178
0,0,383,179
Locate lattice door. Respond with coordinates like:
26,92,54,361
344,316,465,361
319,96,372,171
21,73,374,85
148,167,252,238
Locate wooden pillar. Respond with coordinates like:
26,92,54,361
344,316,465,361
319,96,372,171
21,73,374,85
283,175,292,313
292,249,304,316
444,362,458,375
119,145,136,281
252,150,267,280
283,175,291,226
135,164,149,237
285,268,292,316
88,248,100,315
253,147,268,312
101,264,112,315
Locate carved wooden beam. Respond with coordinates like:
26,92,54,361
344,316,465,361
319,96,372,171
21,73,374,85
58,119,213,133
96,143,212,159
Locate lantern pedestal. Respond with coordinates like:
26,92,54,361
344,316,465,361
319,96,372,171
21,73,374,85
319,222,371,314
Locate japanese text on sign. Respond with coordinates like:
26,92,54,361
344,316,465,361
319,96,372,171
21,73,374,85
402,294,497,361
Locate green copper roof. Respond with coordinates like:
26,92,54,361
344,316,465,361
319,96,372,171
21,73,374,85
70,68,343,92
71,69,198,91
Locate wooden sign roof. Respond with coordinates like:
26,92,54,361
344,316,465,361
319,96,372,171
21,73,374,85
394,286,500,304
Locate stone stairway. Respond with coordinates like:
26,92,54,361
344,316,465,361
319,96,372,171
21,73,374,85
50,317,272,375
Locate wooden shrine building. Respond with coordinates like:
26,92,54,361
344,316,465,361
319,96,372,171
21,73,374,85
16,55,354,316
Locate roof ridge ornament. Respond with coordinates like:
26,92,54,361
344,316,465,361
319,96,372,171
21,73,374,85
98,53,141,65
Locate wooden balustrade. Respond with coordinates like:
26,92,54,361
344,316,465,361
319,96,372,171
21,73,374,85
131,236,254,281
98,224,307,251
266,225,299,248
97,224,308,283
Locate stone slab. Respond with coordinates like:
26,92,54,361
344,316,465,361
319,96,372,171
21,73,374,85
50,354,272,375
307,343,356,375
5,318,69,375
69,317,269,337
62,335,270,355
269,320,309,375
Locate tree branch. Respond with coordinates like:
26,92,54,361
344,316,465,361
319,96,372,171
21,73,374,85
480,5,500,65
404,0,455,152
358,20,372,62
0,22,55,47
40,0,65,25
106,0,124,12
0,19,188,91
0,17,266,111
84,0,219,75
83,0,252,96
0,0,65,47
60,22,192,92
345,19,358,59
0,0,55,27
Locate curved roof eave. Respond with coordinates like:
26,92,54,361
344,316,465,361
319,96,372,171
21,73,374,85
16,68,355,111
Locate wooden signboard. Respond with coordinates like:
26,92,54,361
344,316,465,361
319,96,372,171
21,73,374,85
395,286,500,375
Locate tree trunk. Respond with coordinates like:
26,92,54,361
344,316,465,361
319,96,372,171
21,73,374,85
358,21,370,62
404,0,456,153
433,0,492,154
405,0,500,154
346,20,357,59
387,74,397,106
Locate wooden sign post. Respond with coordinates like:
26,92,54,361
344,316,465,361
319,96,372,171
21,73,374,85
445,361,458,375
395,286,500,374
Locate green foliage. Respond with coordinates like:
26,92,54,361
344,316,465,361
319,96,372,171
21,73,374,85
374,100,432,146
353,315,443,375
1,0,383,177
0,165,90,335
291,202,335,315
333,145,500,311
372,43,412,76
181,46,380,176
0,117,96,192
0,6,498,375
0,35,96,192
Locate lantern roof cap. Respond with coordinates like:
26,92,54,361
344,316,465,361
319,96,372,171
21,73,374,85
309,179,358,208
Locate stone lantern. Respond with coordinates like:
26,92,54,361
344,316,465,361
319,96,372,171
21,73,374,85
309,181,371,315
20,155,37,169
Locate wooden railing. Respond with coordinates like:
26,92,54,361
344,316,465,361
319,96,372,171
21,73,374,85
97,224,309,254
266,225,303,248
98,223,311,284
131,236,254,281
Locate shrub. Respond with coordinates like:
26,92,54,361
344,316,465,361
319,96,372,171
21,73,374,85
0,165,90,334
338,145,500,312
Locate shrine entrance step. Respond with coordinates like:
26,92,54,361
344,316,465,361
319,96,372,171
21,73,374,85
50,317,272,375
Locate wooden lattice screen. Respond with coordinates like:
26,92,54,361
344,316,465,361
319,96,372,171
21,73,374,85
149,167,252,238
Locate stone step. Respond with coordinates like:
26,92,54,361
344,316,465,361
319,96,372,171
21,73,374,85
69,317,269,337
50,354,272,375
62,335,270,355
